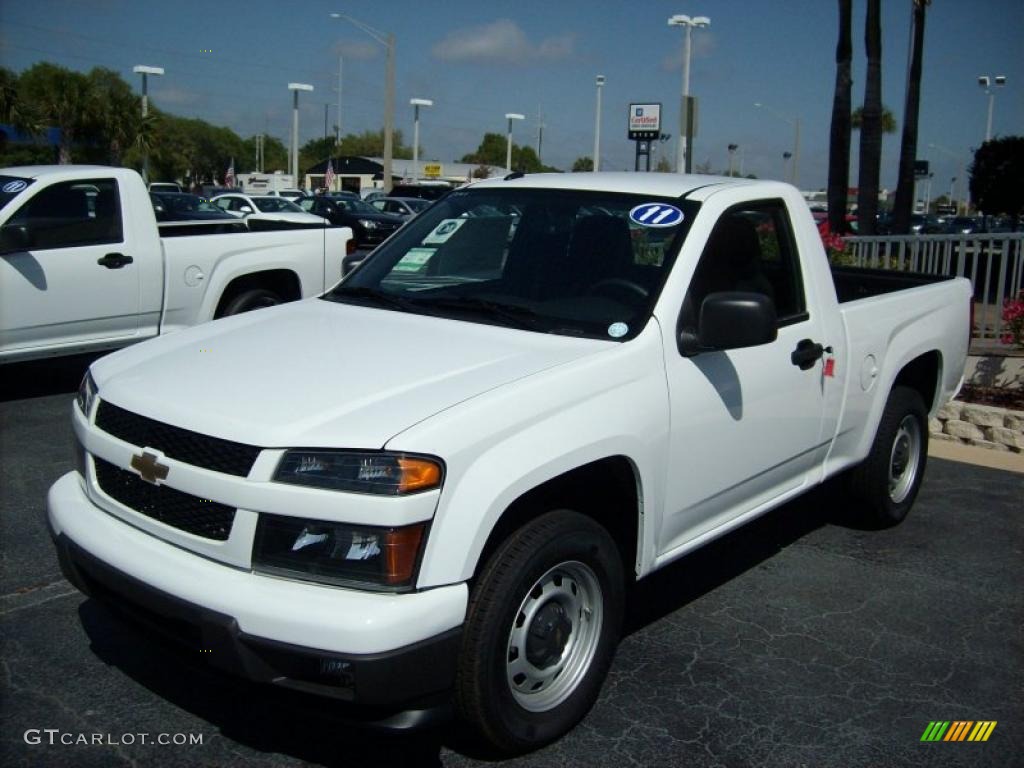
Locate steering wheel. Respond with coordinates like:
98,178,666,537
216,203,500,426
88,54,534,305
586,278,650,301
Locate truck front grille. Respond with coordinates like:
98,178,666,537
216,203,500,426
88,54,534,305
95,401,260,477
93,456,236,541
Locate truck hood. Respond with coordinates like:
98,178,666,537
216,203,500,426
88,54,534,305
91,299,610,449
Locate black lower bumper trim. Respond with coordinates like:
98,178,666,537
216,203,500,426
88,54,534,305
52,533,461,718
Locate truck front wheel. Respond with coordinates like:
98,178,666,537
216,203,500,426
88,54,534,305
848,385,928,527
455,509,624,754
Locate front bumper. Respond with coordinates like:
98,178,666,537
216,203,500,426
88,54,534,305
48,472,466,713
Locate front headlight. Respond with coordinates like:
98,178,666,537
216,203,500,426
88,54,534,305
273,451,442,495
76,370,97,418
357,218,379,229
253,514,427,589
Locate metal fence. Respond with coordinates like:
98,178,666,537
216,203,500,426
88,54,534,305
843,234,1024,341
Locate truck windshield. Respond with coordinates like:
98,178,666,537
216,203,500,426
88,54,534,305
0,176,34,211
325,187,698,340
254,197,303,213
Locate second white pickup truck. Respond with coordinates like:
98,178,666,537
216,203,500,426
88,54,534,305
0,166,351,363
48,173,970,753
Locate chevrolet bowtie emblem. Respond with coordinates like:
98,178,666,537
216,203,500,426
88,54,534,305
130,451,169,485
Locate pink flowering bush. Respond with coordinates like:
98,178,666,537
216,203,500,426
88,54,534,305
1002,290,1024,348
820,231,856,266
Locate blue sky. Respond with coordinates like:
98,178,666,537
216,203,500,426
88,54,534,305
1,0,1021,192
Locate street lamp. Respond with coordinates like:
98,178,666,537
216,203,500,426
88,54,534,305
977,75,1007,142
667,13,710,174
593,75,605,172
288,83,314,184
727,143,738,176
330,12,395,193
782,151,793,182
755,102,801,186
410,98,433,181
505,113,525,173
132,65,164,184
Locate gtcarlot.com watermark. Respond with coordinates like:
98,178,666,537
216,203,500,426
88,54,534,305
25,729,203,747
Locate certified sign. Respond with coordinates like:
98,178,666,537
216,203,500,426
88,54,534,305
628,104,661,141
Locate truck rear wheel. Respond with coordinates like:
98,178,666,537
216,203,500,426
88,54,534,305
219,288,283,316
848,385,928,527
455,510,624,754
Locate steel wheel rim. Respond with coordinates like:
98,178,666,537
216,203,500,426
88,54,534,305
506,560,604,712
889,415,921,503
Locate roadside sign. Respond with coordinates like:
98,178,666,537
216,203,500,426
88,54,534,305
628,104,661,140
423,163,442,178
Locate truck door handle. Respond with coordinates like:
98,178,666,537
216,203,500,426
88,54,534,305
97,252,133,269
791,339,824,370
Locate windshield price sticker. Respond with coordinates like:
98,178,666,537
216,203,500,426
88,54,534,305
2,180,27,194
629,203,684,228
392,247,435,273
423,218,466,245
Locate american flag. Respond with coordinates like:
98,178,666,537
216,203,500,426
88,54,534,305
225,159,235,188
324,160,336,191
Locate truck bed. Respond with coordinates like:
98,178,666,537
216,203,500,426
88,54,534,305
830,265,955,304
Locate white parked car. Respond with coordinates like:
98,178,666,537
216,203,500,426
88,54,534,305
49,173,970,753
211,193,326,225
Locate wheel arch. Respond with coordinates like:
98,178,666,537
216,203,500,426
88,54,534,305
892,349,942,414
213,269,302,318
470,456,643,587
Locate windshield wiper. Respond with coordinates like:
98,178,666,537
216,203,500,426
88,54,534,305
411,296,541,330
324,285,421,312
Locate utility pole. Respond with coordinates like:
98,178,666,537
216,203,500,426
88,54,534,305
536,104,544,163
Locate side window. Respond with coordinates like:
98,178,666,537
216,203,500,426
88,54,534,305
214,198,231,211
9,178,122,250
682,200,806,328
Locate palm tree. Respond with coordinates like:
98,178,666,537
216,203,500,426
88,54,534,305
827,0,853,234
0,67,44,139
17,63,92,164
857,0,883,235
892,0,932,234
87,67,140,165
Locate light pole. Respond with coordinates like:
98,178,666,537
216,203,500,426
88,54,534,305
929,142,966,215
410,98,432,181
727,143,738,176
132,65,163,184
667,14,710,174
593,75,605,172
782,151,793,182
330,12,395,192
505,113,525,173
755,102,801,186
288,83,313,184
977,75,1006,142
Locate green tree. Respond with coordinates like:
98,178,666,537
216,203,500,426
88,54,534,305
17,62,93,163
334,129,412,159
856,0,883,235
969,136,1024,222
827,0,854,234
86,67,140,165
462,133,557,172
571,156,594,172
892,0,931,234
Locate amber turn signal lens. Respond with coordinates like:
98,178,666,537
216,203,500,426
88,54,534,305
384,524,426,584
397,457,442,493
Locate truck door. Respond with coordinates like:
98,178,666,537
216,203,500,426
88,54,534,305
0,177,141,354
658,200,828,555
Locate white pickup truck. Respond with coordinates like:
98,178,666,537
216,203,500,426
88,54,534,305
47,173,970,753
0,166,350,363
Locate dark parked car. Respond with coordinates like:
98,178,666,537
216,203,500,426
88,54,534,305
372,196,432,218
944,216,986,235
150,192,237,222
298,196,404,248
388,183,452,201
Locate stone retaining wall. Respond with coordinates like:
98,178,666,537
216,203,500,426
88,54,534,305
931,401,1024,453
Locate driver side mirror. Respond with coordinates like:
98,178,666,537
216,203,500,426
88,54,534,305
0,223,31,254
678,292,777,357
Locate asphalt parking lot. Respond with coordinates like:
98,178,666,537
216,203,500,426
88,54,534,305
1,356,1021,768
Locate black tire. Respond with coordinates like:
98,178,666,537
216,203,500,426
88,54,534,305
848,385,928,527
455,510,624,755
219,288,283,317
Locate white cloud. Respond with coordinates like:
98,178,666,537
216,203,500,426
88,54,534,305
661,32,717,72
432,19,574,64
